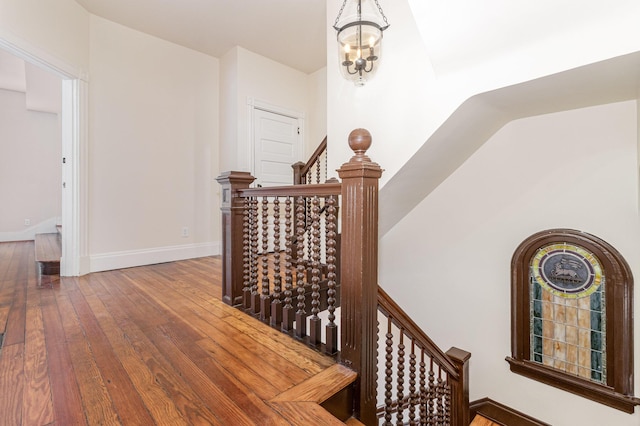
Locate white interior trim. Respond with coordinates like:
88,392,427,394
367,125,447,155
90,242,221,273
0,34,88,276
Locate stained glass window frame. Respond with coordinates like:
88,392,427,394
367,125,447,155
506,229,639,413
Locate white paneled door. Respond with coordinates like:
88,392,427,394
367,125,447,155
253,108,302,187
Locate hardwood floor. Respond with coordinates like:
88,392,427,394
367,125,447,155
0,241,353,425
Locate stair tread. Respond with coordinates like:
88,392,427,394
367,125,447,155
471,414,503,426
269,401,348,425
35,233,61,263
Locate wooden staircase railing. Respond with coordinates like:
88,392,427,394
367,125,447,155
377,287,471,425
293,136,327,184
217,129,470,425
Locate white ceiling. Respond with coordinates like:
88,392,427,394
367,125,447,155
74,0,328,74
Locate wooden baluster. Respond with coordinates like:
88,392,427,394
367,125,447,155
316,156,321,184
323,148,328,183
409,341,417,425
282,197,294,331
215,171,255,306
250,198,260,314
436,371,444,425
444,378,451,426
325,195,338,354
338,129,382,426
309,195,321,345
384,316,394,426
396,331,405,426
427,358,435,424
295,195,307,338
419,350,426,425
242,197,251,309
271,197,282,326
306,196,312,265
260,197,271,320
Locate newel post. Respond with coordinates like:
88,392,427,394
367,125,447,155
337,129,382,426
445,347,471,426
216,171,256,307
292,161,305,185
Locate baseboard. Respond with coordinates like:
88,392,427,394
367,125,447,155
470,398,551,426
89,241,221,273
0,217,59,242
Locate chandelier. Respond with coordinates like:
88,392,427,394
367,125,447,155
333,0,390,86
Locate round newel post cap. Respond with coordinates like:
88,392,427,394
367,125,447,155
348,128,372,162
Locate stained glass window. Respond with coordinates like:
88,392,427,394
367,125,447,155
507,229,638,413
528,243,606,384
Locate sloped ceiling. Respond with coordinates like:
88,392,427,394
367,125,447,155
408,0,640,75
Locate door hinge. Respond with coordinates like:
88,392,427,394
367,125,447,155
297,127,300,135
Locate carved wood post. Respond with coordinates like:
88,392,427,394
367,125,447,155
292,161,305,184
445,347,471,426
337,129,382,426
216,171,256,306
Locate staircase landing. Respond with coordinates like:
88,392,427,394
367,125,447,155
0,242,356,425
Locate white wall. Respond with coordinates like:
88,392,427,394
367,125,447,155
306,66,327,155
379,100,639,425
88,16,220,271
0,88,61,240
219,48,239,176
219,46,320,173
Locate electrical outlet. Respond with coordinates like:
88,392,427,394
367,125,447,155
24,219,31,226
181,227,189,238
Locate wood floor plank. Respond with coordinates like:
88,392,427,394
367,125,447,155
0,344,24,426
41,301,87,425
22,306,54,426
55,290,120,426
3,243,30,346
74,274,190,426
68,278,156,426
92,272,223,425
0,242,16,283
146,325,261,426
195,337,282,400
159,321,289,422
0,305,10,335
0,243,349,426
123,268,315,387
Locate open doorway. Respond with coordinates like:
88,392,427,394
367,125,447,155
0,38,87,277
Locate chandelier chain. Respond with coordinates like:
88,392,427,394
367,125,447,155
334,0,349,28
334,0,388,28
373,0,389,26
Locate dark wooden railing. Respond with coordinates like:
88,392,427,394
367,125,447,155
293,136,327,184
217,129,470,425
378,288,471,425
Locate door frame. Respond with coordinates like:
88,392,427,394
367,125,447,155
246,97,305,182
0,35,89,276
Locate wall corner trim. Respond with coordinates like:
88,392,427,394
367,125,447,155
89,242,221,273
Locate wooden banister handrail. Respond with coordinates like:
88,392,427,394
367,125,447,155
293,137,327,185
238,181,341,198
377,287,459,379
301,136,327,177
